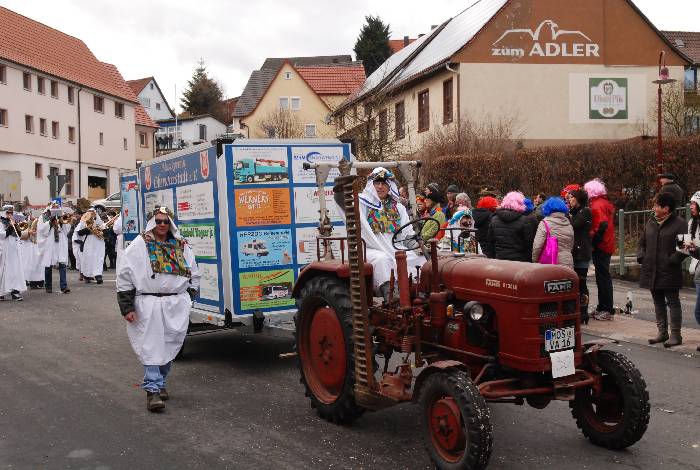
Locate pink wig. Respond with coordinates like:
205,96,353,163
500,191,526,212
584,179,607,198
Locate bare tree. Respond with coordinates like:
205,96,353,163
258,109,304,138
650,82,700,137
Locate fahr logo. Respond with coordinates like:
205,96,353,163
492,19,600,58
544,279,574,294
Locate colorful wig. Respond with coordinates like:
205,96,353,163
500,191,526,212
523,198,535,214
584,179,607,198
541,197,569,217
476,196,499,211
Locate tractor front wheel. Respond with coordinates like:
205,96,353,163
295,275,364,424
419,370,492,470
570,350,650,449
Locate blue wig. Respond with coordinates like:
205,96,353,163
523,198,534,214
541,197,569,217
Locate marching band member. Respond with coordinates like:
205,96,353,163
37,202,71,294
0,205,27,301
117,206,200,412
75,206,106,284
21,213,45,289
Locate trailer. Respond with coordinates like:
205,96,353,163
121,138,352,340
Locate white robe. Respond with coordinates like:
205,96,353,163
21,237,44,282
37,218,70,267
0,220,27,295
75,217,105,277
117,235,200,365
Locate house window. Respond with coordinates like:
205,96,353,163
156,103,161,110
418,89,429,132
279,97,289,110
685,67,697,91
291,97,301,111
305,124,316,138
39,118,47,136
68,126,75,143
50,80,58,98
285,72,292,80
37,77,45,95
443,78,453,124
139,97,151,108
0,108,6,127
65,169,74,195
378,109,388,140
123,137,128,150
99,132,104,145
395,101,405,140
34,163,42,179
0,65,6,84
150,83,154,90
94,95,104,113
139,132,148,147
51,121,59,139
25,114,34,133
68,86,74,104
23,72,31,91
198,124,207,140
115,102,124,118
338,113,345,130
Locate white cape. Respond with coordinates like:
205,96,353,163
37,218,70,267
21,238,44,282
0,222,27,295
117,235,200,365
75,217,105,277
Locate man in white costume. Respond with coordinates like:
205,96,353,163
336,168,425,301
0,205,27,301
38,202,72,294
117,206,200,412
74,207,106,284
21,213,45,289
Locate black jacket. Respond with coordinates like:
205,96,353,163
570,206,592,263
471,208,493,250
485,209,535,261
637,213,687,290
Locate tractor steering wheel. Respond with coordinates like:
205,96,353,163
391,217,442,254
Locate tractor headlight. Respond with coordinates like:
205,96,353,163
463,301,485,321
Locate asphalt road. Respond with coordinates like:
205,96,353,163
1,270,699,470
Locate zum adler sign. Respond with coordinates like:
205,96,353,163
491,19,600,58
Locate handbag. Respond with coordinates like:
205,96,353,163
538,220,559,264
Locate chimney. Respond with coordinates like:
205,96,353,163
418,33,425,38
431,24,438,30
404,35,409,46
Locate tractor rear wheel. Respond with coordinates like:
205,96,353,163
419,370,492,470
295,275,364,424
570,350,650,449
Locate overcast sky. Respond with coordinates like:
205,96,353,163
2,0,698,110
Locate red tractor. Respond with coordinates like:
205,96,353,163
293,162,649,470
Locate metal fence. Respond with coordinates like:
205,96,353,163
616,205,691,275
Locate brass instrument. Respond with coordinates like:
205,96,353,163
104,215,119,228
60,213,71,224
83,211,105,240
17,221,29,231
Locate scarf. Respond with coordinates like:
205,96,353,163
367,198,401,234
143,235,191,277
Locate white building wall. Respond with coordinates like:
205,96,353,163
137,79,173,121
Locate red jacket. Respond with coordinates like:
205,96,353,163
588,196,615,254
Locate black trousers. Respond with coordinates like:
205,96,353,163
592,249,613,312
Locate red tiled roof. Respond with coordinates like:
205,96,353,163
662,31,700,64
296,64,366,95
389,38,416,54
0,6,136,103
127,77,152,96
134,104,158,128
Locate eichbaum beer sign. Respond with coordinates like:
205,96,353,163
589,78,628,120
491,19,600,58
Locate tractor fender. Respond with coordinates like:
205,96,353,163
292,261,373,298
413,360,469,401
581,339,618,374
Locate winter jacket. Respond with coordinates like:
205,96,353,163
688,217,700,282
637,213,687,290
532,212,574,268
570,206,592,263
659,182,685,208
471,208,493,252
485,209,535,262
589,196,615,255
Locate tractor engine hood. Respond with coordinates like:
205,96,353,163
419,254,578,300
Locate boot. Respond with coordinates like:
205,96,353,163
648,330,669,344
649,301,669,344
159,388,169,401
663,330,682,348
96,276,103,284
146,391,165,412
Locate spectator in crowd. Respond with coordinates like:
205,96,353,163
657,172,685,208
398,186,412,213
103,211,118,270
422,191,446,241
455,192,471,209
561,184,580,200
638,192,688,347
522,197,541,234
445,184,460,219
532,193,546,216
532,197,574,268
568,189,593,324
67,212,80,270
685,191,700,351
584,179,616,321
472,196,498,253
485,191,535,261
416,195,427,217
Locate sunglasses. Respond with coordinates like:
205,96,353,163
154,219,170,225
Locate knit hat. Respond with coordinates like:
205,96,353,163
691,191,700,207
476,196,498,211
658,172,676,180
446,184,460,194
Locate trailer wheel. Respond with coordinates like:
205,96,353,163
295,275,364,424
419,370,492,470
570,350,650,449
246,176,254,183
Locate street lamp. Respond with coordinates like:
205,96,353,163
652,51,677,181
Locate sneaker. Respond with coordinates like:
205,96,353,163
11,292,23,301
159,388,169,401
96,276,103,285
146,391,165,412
45,289,53,294
61,288,71,294
593,311,612,321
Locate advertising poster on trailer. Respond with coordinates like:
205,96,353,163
120,175,140,246
232,146,289,185
239,269,295,310
237,229,294,269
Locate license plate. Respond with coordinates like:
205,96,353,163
544,327,575,352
